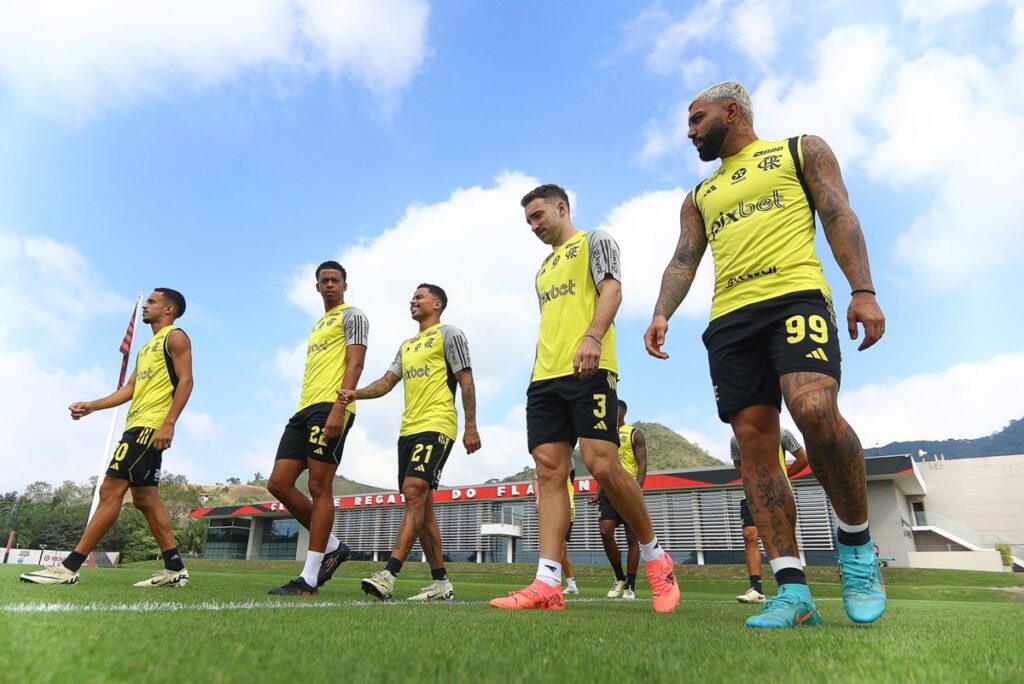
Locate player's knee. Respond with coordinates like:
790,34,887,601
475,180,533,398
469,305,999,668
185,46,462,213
402,479,428,505
587,458,618,483
267,477,287,498
788,394,842,442
742,526,759,544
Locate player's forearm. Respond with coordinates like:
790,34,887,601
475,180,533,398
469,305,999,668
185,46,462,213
457,375,478,426
655,197,708,318
89,383,136,411
636,454,648,487
822,212,875,292
354,373,397,400
586,280,621,340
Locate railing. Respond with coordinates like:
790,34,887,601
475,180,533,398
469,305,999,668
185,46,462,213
914,511,1024,562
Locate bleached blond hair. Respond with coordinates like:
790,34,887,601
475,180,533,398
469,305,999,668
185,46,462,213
690,81,753,127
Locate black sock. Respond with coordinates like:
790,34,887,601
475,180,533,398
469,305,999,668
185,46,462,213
749,574,763,593
431,567,448,581
162,547,185,572
626,573,637,591
774,567,807,587
385,556,403,576
611,563,626,582
63,551,87,573
837,526,871,547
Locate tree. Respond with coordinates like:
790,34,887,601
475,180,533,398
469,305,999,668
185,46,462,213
248,472,266,486
24,481,53,503
226,477,241,485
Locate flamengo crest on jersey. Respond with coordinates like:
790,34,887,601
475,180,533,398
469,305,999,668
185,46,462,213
298,304,369,412
388,323,471,439
125,325,182,431
693,137,832,320
618,423,639,477
532,230,620,382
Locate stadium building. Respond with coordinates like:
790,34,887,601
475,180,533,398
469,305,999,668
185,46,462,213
189,452,1023,571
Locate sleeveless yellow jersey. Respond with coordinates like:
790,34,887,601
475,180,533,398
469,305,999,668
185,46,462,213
298,303,369,412
125,325,182,430
730,429,803,488
567,469,577,522
532,230,619,382
693,137,831,320
618,423,639,477
387,323,471,439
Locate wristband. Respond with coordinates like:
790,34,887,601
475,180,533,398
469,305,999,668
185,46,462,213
851,288,876,296
585,334,602,345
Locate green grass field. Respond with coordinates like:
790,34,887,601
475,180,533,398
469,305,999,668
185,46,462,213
2,560,1022,683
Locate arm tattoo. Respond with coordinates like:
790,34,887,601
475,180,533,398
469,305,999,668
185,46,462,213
654,193,708,318
457,371,477,424
356,373,398,400
801,135,875,291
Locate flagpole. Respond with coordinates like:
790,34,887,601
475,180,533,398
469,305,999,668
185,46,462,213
87,292,144,524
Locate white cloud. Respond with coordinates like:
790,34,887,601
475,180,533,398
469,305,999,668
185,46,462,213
900,0,990,23
0,0,431,122
0,232,131,352
840,351,1024,445
179,411,224,443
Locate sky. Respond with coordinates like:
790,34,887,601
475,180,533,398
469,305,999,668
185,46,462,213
1,0,1022,494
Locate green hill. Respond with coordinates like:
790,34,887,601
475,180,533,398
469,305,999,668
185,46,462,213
876,416,1024,459
499,421,719,481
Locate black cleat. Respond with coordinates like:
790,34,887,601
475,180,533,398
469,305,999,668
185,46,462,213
317,542,351,587
268,577,317,596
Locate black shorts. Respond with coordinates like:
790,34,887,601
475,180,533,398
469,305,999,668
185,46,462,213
597,489,625,525
703,289,842,423
739,499,755,528
275,403,355,465
106,427,163,487
565,521,574,543
526,370,620,452
398,432,455,490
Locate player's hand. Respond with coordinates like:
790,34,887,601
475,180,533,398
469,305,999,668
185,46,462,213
463,424,481,454
847,292,885,351
336,389,356,406
573,335,602,379
587,494,599,506
69,402,94,420
154,423,175,450
644,315,670,359
324,403,346,438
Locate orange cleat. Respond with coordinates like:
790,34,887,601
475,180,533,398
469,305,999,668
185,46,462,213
645,553,680,613
489,579,566,610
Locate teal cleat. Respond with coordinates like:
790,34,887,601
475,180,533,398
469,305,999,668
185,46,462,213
838,540,887,624
745,583,822,629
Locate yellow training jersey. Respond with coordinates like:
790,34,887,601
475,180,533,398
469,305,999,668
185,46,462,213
693,136,831,320
387,323,471,439
618,423,639,477
730,429,803,488
125,325,182,430
532,230,619,382
298,303,369,412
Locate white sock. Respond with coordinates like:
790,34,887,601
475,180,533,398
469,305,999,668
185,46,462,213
837,518,869,533
566,577,577,589
639,536,665,562
768,556,804,574
325,535,341,554
301,551,324,587
536,558,561,587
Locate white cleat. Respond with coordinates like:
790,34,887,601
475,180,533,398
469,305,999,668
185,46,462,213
622,588,636,600
563,585,579,595
361,569,396,600
134,568,190,588
607,580,627,598
19,564,79,585
407,579,455,602
736,587,767,604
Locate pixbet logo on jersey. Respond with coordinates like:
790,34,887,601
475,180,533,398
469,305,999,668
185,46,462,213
539,279,577,307
707,191,786,241
404,366,430,379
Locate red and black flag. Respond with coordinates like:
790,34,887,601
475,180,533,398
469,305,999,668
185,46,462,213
118,302,138,388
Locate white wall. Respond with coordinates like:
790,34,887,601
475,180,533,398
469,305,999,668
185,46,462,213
907,550,1005,572
916,454,1024,543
